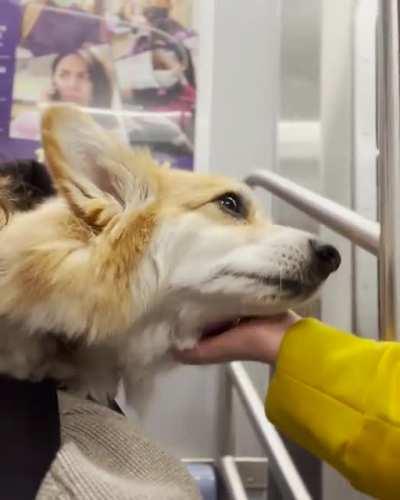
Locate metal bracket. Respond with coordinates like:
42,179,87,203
182,457,268,490
235,457,268,490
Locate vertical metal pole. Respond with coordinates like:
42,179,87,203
216,365,235,456
378,0,400,341
216,365,235,500
219,457,249,500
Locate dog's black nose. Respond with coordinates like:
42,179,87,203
310,239,341,278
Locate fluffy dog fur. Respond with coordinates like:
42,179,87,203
0,105,339,405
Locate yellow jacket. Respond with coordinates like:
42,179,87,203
266,319,400,499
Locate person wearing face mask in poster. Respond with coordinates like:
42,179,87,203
115,39,195,168
129,44,196,113
120,42,195,112
115,1,196,113
142,0,196,96
20,0,107,57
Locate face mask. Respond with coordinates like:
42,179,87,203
117,48,182,90
153,68,180,88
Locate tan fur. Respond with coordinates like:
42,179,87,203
0,105,333,403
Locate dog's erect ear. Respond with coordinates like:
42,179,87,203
41,105,159,229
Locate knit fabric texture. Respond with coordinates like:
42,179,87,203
37,392,201,500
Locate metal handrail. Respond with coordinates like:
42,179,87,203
238,167,384,498
220,4,400,500
246,170,380,256
219,456,249,500
227,362,311,500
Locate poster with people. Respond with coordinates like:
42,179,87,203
0,0,197,170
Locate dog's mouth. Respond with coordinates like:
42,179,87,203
198,277,317,340
191,271,322,342
201,318,243,339
213,269,316,297
262,277,307,295
200,317,274,340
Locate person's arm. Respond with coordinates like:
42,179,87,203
177,316,400,499
267,318,400,499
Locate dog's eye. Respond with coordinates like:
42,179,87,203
216,192,247,218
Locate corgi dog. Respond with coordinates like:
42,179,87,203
0,105,340,405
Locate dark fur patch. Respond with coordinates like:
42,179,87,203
0,160,55,211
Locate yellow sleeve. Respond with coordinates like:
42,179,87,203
266,318,400,499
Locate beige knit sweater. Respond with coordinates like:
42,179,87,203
37,392,201,500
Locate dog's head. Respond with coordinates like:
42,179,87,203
38,106,340,350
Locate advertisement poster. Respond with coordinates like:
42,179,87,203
0,0,197,170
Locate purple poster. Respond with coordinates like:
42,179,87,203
0,0,197,169
0,0,30,162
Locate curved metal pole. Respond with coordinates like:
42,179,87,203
245,170,380,255
219,456,249,500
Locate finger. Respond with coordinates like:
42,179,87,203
175,322,258,365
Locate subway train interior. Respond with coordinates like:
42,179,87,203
0,1,395,499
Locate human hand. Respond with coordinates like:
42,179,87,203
175,311,302,365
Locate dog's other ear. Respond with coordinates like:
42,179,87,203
41,105,159,229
